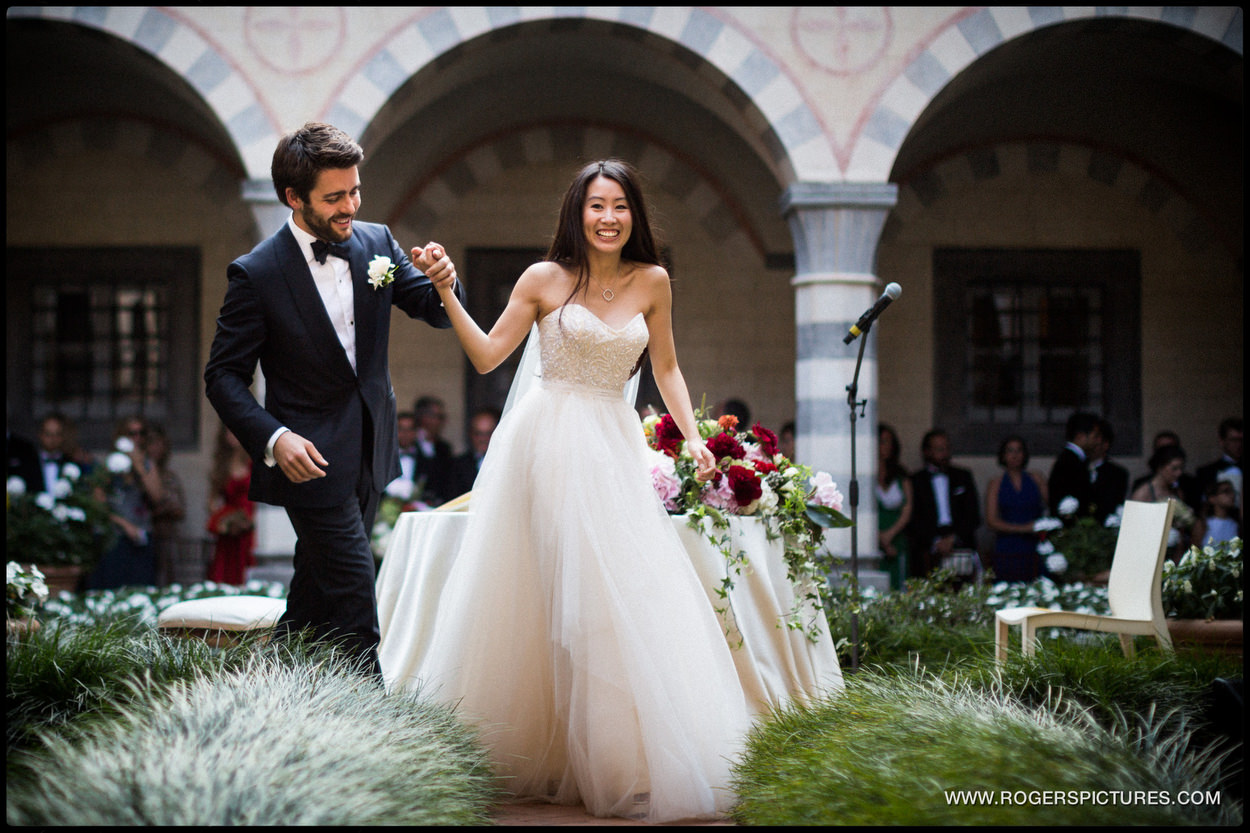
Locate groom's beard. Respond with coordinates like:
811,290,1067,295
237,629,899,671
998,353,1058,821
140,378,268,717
300,204,354,243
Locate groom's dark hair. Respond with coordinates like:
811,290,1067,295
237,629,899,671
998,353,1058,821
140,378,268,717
272,122,364,207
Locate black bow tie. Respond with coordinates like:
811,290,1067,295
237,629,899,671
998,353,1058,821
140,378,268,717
311,239,351,265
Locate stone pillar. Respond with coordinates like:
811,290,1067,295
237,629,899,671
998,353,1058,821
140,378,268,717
239,179,298,561
780,182,897,564
242,177,289,241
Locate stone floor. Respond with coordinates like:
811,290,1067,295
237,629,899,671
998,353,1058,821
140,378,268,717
491,799,735,826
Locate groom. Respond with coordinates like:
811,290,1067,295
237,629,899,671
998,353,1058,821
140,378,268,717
205,122,463,677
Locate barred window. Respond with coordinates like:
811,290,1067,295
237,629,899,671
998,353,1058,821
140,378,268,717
7,247,201,450
934,249,1141,456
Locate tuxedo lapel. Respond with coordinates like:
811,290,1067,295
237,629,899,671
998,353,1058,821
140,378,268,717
348,235,379,379
275,226,356,378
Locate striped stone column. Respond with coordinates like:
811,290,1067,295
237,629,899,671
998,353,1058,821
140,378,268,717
781,182,897,561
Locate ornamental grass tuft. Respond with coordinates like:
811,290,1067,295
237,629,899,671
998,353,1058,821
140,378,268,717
6,649,499,826
730,666,1237,826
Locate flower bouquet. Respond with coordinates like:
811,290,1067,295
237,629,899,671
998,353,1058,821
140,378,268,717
6,463,113,570
643,410,851,641
370,476,434,560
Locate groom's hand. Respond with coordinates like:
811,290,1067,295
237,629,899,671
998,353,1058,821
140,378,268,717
273,431,328,483
412,242,458,291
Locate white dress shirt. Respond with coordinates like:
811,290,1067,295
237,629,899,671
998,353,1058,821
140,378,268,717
265,215,360,465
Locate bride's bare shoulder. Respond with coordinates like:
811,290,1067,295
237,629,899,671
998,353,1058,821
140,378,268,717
515,261,573,312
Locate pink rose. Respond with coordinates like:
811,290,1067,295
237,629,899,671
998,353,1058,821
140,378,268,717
810,471,844,512
649,451,682,511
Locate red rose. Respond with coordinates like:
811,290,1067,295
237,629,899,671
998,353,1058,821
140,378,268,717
726,464,762,506
655,414,684,457
707,431,745,461
751,423,779,457
754,460,777,475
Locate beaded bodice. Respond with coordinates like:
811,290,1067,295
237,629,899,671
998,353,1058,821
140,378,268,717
538,304,648,397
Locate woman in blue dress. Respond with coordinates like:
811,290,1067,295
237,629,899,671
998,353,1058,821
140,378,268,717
985,435,1048,582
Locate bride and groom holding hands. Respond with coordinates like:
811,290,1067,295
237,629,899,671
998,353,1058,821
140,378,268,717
205,122,802,821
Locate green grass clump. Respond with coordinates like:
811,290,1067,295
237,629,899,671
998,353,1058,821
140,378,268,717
6,618,261,758
6,650,499,826
730,667,1236,826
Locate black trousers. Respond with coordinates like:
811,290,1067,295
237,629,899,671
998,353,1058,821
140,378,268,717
276,455,383,679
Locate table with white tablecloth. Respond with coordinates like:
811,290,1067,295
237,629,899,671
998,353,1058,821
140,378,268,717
376,511,843,713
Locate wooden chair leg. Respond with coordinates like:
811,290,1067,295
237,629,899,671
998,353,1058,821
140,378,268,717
995,618,1009,663
1117,633,1136,658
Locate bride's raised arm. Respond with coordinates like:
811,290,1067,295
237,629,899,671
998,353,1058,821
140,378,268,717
415,246,545,374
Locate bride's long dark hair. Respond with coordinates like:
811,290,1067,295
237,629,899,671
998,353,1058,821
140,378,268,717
546,159,665,377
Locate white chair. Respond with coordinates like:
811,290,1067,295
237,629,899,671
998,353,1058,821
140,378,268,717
995,499,1176,661
157,595,286,648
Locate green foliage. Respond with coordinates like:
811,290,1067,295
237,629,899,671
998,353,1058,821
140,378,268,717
6,649,499,826
5,466,114,568
731,667,1237,826
825,570,997,667
6,618,263,759
1162,538,1244,620
1049,515,1119,579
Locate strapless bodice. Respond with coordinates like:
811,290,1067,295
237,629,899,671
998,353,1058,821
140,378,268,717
538,304,648,397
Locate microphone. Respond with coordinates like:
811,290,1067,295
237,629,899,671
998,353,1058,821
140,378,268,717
843,283,901,344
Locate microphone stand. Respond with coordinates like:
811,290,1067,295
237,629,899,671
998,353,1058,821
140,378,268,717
844,321,872,674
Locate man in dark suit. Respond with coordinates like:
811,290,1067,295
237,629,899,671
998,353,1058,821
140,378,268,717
447,406,501,499
1048,411,1102,518
1195,417,1243,505
205,122,464,678
907,429,981,578
412,395,455,505
1090,418,1130,524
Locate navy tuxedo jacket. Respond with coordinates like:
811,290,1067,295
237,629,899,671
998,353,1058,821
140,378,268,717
205,221,463,509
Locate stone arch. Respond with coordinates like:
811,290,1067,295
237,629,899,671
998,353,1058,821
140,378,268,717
7,6,278,176
388,123,763,261
327,7,838,184
890,139,1227,258
849,6,1243,180
7,113,251,233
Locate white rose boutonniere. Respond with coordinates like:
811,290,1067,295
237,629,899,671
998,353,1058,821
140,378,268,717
367,255,398,290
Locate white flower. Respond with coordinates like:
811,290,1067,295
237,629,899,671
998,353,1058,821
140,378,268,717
1036,539,1055,556
115,436,135,454
367,255,397,290
51,477,73,499
1033,517,1063,533
1045,553,1069,574
6,476,26,496
1167,528,1181,547
1057,496,1080,517
61,462,81,481
1104,506,1122,528
35,492,55,511
107,451,132,474
385,477,414,501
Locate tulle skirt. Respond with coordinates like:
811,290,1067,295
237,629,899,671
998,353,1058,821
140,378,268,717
401,382,752,821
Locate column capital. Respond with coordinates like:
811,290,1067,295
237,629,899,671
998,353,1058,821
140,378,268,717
241,177,289,240
779,181,898,214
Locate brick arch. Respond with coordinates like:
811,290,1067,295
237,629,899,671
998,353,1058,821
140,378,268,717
893,140,1224,257
329,7,838,183
389,123,763,261
848,6,1243,180
7,6,279,177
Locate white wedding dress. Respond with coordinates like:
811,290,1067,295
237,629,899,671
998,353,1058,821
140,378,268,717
391,303,752,822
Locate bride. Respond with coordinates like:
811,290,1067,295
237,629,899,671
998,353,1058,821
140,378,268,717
390,160,753,822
